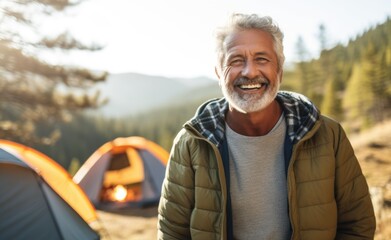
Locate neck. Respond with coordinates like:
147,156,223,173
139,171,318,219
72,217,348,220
226,100,282,136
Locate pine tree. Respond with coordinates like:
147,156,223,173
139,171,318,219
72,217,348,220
321,76,342,120
0,0,107,144
360,42,390,122
295,36,311,96
317,23,329,53
343,63,375,130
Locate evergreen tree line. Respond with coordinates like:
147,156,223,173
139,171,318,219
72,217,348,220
289,17,391,130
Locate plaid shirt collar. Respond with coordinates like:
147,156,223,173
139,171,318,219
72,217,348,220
187,91,320,148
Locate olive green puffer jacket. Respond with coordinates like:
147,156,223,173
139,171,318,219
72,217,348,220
158,93,376,240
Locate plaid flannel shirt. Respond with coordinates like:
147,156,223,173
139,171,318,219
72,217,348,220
187,91,320,147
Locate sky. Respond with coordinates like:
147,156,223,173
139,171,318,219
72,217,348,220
43,0,391,79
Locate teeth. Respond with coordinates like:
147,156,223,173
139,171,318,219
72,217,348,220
239,84,262,89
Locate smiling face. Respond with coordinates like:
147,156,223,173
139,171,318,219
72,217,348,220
216,29,282,113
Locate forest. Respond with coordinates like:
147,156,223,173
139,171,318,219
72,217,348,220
1,1,390,173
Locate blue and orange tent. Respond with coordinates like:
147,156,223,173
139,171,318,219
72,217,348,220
0,139,100,240
73,136,169,209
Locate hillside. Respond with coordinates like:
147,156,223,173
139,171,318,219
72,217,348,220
91,73,217,117
349,120,391,240
350,120,391,187
163,81,222,107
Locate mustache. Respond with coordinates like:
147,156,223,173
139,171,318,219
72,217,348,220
234,76,270,86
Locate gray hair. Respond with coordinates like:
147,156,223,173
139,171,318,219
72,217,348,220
215,13,285,72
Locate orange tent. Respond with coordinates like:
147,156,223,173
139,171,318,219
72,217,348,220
0,140,99,239
74,136,169,209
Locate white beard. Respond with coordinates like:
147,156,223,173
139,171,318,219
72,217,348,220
221,76,280,113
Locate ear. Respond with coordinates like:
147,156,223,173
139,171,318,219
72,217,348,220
278,69,283,83
214,66,221,79
215,67,223,87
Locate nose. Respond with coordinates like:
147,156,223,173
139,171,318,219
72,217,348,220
241,61,258,79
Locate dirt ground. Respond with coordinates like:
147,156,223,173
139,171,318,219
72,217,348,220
96,207,158,240
95,120,391,240
349,120,391,239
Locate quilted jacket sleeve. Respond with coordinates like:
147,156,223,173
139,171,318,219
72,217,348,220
333,123,376,239
157,129,195,240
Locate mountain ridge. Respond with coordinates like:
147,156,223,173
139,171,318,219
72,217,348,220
92,72,219,117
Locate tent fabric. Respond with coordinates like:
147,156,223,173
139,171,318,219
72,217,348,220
73,136,169,209
0,147,100,240
0,139,98,224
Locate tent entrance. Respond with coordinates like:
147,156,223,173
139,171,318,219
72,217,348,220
74,136,170,209
100,149,145,203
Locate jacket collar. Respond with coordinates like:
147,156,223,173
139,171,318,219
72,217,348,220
276,91,320,143
186,91,320,147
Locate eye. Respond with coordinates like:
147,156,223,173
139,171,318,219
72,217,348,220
255,57,269,63
228,58,244,66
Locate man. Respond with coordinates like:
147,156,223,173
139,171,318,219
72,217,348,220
158,13,376,240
